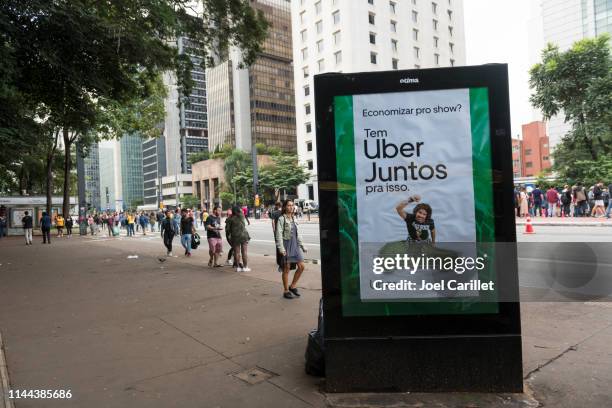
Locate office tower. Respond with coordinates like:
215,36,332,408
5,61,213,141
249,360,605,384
206,0,296,153
292,0,466,201
83,142,101,210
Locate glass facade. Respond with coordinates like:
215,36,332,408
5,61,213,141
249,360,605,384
249,0,296,152
83,143,101,210
142,137,167,205
120,134,144,209
594,0,612,35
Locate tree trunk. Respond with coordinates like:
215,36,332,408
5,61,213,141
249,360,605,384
45,154,54,215
62,129,72,218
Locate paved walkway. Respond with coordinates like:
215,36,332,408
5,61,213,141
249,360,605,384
0,236,611,407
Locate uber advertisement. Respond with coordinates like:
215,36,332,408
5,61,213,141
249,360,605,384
334,87,498,316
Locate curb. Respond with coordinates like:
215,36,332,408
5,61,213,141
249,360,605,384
515,221,612,227
0,332,15,408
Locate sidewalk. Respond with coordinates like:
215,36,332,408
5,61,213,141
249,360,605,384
0,236,611,407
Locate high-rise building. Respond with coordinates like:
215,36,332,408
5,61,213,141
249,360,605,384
83,142,101,210
206,0,296,153
143,36,209,208
533,0,612,147
292,0,466,201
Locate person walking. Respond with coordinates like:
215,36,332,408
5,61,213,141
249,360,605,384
275,200,307,299
546,186,559,217
205,206,224,267
606,181,612,219
126,213,135,237
139,212,148,235
224,213,235,267
519,188,529,217
573,183,588,217
560,185,572,217
226,205,251,272
88,214,95,235
65,215,73,237
180,209,195,257
40,211,52,244
22,211,33,245
56,214,65,237
160,210,176,256
270,201,283,271
531,186,543,216
591,182,606,218
149,212,156,233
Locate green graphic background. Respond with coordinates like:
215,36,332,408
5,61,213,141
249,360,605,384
334,88,498,316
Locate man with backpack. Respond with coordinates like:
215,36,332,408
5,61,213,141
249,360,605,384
531,186,543,217
573,183,588,217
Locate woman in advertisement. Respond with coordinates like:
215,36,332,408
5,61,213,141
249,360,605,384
395,195,436,244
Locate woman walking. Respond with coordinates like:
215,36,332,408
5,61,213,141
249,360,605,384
275,200,307,299
226,205,251,272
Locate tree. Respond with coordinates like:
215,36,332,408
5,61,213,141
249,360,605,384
1,0,268,215
529,35,612,161
259,154,310,201
181,195,200,209
223,149,252,201
188,151,210,164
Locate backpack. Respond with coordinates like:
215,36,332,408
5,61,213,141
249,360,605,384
575,187,586,202
191,232,201,249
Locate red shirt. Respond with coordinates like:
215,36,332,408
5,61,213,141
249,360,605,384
546,189,558,203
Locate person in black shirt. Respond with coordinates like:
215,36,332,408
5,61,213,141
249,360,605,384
160,210,176,256
65,216,73,237
204,206,223,267
180,209,195,257
270,202,284,272
395,195,436,244
22,211,33,245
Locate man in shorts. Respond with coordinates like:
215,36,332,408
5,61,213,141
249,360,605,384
205,206,223,267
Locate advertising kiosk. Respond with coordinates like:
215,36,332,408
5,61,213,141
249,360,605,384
315,64,522,392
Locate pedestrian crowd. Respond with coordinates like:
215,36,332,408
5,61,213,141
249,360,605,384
514,181,612,218
13,201,308,300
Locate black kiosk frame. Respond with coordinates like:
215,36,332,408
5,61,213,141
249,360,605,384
314,64,522,393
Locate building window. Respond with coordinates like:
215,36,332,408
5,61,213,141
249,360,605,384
368,12,375,25
450,58,455,66
306,122,312,133
315,1,322,14
447,9,453,20
307,160,314,170
316,20,323,34
303,66,309,78
413,46,420,59
369,32,376,44
412,10,418,23
318,59,325,71
449,26,453,36
304,85,310,96
317,39,324,52
333,30,341,45
392,58,399,69
526,162,533,168
307,141,313,152
390,20,397,32
301,47,308,59
413,29,419,41
433,19,438,30
434,53,440,65
300,11,306,24
433,36,439,47
543,156,549,161
300,29,307,42
432,2,437,14
334,50,342,64
414,64,421,69
370,52,377,64
305,104,311,115
525,149,532,155
449,42,454,53
368,0,374,4
391,39,398,52
333,10,340,24
390,1,396,13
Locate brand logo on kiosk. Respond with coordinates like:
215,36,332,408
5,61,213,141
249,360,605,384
400,78,420,84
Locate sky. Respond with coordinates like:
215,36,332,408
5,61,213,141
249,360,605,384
463,0,540,139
